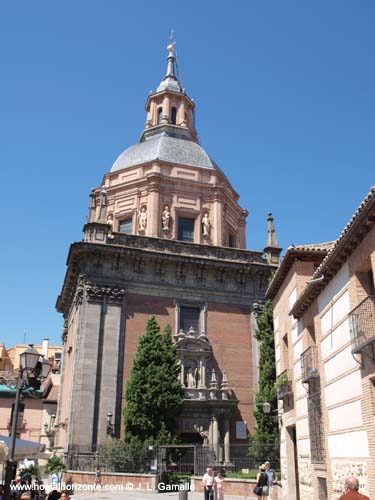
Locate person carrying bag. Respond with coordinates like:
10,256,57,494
253,465,269,499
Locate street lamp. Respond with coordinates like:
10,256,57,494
4,345,51,500
44,413,57,450
262,401,272,415
262,401,282,426
106,411,114,437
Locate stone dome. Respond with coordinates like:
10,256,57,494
111,130,219,172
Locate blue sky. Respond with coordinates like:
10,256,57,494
0,1,374,346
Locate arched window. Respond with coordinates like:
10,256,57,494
157,107,162,124
171,107,177,125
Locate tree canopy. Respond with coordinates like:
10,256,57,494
249,301,279,461
123,317,184,444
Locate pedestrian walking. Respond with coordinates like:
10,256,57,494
94,469,101,490
213,471,224,500
202,467,214,500
338,476,369,500
253,464,269,500
264,461,277,498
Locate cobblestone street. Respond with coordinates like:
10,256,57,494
72,491,254,500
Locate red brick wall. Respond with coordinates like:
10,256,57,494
192,476,279,498
63,471,157,491
121,295,254,440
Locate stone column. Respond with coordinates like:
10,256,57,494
212,416,219,460
96,288,126,446
199,359,206,388
224,415,231,465
162,96,170,124
213,193,223,246
67,289,102,452
147,176,161,237
178,100,186,127
180,360,185,386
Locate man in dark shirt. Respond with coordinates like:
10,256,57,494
338,477,369,500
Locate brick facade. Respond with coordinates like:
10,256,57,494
267,187,375,500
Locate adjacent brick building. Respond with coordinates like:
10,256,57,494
55,43,281,464
267,186,375,500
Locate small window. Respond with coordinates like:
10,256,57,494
10,402,25,430
171,107,177,125
228,233,236,248
180,306,200,333
54,352,61,362
157,107,162,124
119,218,132,234
178,217,195,243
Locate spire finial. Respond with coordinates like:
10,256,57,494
267,212,279,248
156,31,182,93
263,213,282,265
165,30,177,80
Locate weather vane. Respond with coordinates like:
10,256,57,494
168,29,176,52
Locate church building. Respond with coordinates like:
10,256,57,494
55,43,281,465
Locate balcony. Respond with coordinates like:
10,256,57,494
276,370,293,400
301,346,318,384
349,295,375,357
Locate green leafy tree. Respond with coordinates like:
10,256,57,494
123,317,184,444
249,300,280,464
45,454,66,488
20,465,41,484
44,454,67,476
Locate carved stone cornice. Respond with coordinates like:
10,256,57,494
71,274,125,306
109,232,265,264
85,282,125,304
56,238,277,315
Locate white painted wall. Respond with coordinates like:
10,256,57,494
294,359,302,379
295,379,306,399
293,338,304,361
325,370,362,407
275,344,281,363
328,400,363,432
274,315,279,331
321,291,350,335
324,345,358,383
318,262,350,313
296,417,309,437
297,438,311,457
321,318,351,360
291,323,299,343
289,288,297,309
328,430,369,458
296,396,308,418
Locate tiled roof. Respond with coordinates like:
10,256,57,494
288,241,335,252
291,186,375,318
266,242,334,300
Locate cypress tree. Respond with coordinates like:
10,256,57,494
249,300,279,462
123,317,184,444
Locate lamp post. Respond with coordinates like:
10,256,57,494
262,401,282,425
3,345,51,500
44,413,57,450
106,411,114,437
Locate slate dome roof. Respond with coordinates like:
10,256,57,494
111,131,220,172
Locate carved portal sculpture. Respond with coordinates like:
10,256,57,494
161,205,171,232
202,213,211,237
138,207,147,232
107,213,114,239
186,366,197,388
